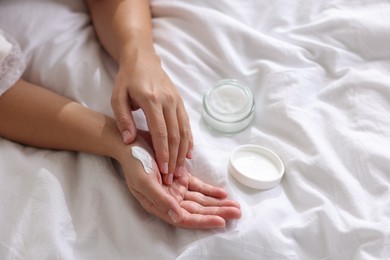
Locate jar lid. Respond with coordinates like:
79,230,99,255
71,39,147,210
228,145,285,189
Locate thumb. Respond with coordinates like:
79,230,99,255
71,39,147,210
119,114,137,144
111,92,137,144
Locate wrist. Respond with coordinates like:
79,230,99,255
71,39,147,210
98,117,127,160
101,119,153,166
114,137,150,169
118,41,160,69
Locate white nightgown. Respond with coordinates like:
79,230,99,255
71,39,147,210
0,29,25,96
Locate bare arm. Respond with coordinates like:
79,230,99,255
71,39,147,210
0,79,121,158
85,0,194,184
0,80,240,228
86,0,154,64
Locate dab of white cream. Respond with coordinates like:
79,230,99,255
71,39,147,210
131,146,154,174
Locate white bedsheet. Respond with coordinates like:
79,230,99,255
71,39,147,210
1,0,390,259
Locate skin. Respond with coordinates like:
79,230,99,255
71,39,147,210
85,0,194,184
0,80,241,228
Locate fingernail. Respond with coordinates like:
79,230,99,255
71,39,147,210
168,173,173,185
177,166,185,177
162,162,168,174
168,209,178,223
122,130,131,142
187,149,193,159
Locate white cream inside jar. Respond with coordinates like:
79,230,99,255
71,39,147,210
202,79,255,133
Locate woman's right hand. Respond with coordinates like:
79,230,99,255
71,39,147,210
111,50,193,185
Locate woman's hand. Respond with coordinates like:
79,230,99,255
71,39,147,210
117,134,241,229
111,49,193,185
86,0,193,185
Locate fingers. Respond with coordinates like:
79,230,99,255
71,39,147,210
143,99,193,185
128,173,231,229
179,174,241,227
133,189,241,229
172,200,242,229
163,106,180,178
129,175,182,224
180,201,242,220
188,175,229,199
184,191,241,209
112,70,193,184
127,168,241,229
111,84,137,144
176,212,226,229
183,175,242,221
142,105,169,175
175,103,193,173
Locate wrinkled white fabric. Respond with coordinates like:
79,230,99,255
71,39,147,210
0,0,390,259
0,29,25,95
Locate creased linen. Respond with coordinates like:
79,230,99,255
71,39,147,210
0,0,389,259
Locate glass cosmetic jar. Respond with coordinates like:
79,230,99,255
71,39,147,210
202,79,255,134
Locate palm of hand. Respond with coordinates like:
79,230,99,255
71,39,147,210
123,147,241,229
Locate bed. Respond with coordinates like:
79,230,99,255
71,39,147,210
1,0,390,259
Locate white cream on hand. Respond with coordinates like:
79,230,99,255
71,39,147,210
131,146,154,174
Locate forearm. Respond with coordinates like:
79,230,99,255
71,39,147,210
85,0,194,180
86,0,156,65
0,80,124,160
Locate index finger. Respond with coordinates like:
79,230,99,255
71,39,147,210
142,105,169,175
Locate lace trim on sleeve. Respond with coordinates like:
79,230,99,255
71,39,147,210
0,30,26,96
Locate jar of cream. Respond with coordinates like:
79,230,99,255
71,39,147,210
202,79,255,134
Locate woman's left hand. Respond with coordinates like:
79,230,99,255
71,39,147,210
119,133,241,229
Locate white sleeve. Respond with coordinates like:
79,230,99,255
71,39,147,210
0,29,26,96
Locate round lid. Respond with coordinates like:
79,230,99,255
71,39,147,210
228,145,285,189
